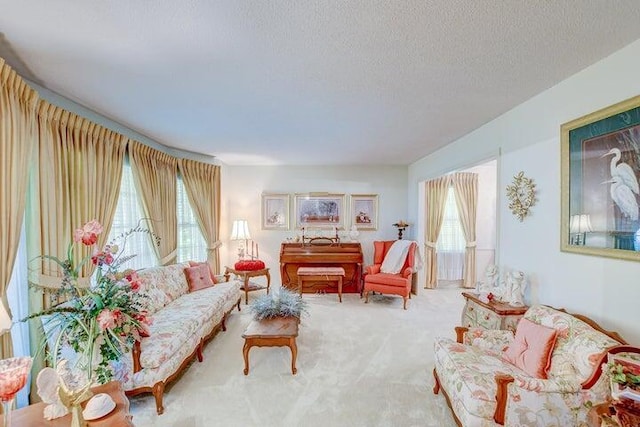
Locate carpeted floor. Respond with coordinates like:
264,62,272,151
129,287,463,427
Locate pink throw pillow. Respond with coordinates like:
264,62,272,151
503,318,558,379
184,264,215,292
187,261,218,284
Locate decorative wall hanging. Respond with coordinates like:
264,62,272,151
349,194,378,230
294,193,345,229
506,171,536,222
261,193,290,230
561,95,640,261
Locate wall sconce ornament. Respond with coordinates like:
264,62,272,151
506,171,537,222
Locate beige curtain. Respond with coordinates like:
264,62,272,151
0,59,39,358
452,172,478,288
130,142,177,265
424,175,450,289
178,159,222,273
32,101,128,289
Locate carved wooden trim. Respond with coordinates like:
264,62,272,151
462,292,528,316
132,341,142,373
455,326,468,344
432,369,463,427
126,297,241,414
581,345,640,388
494,374,515,425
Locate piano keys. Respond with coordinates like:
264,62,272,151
279,242,363,293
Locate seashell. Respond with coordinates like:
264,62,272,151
82,393,116,420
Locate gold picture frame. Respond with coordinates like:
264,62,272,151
349,194,378,230
561,94,640,261
261,193,290,230
294,193,345,229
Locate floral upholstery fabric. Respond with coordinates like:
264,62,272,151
118,267,241,392
523,305,620,383
434,305,624,427
137,267,171,315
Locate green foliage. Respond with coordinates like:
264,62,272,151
250,288,308,321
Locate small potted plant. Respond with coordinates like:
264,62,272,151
249,288,307,321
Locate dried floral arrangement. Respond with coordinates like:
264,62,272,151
249,288,307,321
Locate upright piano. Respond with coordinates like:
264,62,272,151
279,242,363,293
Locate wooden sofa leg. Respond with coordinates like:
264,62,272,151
237,299,241,311
221,315,227,332
197,341,204,362
433,368,440,394
152,381,165,415
364,291,369,303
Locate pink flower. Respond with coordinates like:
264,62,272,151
91,249,114,266
97,309,117,330
73,220,103,246
124,270,142,292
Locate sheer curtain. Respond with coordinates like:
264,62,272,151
107,162,158,270
6,225,30,408
436,187,466,282
176,177,207,263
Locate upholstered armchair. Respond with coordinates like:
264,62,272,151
363,240,416,309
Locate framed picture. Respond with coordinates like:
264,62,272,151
261,193,290,230
350,194,378,230
561,95,640,261
294,193,345,229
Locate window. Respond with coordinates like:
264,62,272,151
107,162,157,270
177,176,207,262
436,187,466,280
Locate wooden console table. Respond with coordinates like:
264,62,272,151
224,266,271,305
461,292,528,333
11,381,133,426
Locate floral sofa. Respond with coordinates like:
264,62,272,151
122,262,241,414
433,305,633,427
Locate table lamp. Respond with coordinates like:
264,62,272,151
230,220,251,260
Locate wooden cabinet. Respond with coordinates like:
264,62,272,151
461,292,528,333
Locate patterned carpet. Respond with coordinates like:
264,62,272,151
129,286,463,427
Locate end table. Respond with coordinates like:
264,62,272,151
224,266,271,304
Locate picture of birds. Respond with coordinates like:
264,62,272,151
602,147,639,221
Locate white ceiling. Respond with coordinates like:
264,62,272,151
2,1,640,165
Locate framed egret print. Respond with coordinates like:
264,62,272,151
350,194,378,230
561,94,640,261
261,193,289,230
294,193,345,229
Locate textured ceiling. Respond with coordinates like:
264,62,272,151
2,1,640,165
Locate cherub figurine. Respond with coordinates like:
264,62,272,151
506,270,526,307
477,264,499,294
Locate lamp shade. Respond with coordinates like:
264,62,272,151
570,214,593,233
230,220,251,241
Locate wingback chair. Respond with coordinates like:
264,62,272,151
363,240,417,310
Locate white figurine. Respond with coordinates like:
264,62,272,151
477,264,499,294
506,270,526,307
349,225,359,242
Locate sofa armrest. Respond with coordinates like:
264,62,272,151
401,267,413,279
365,264,381,275
461,327,514,352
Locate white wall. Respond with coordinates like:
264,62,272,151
221,165,408,284
409,39,640,344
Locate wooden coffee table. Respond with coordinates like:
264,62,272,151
11,381,133,426
242,316,299,375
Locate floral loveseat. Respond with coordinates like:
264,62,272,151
122,262,241,414
433,305,633,427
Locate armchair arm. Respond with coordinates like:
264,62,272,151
401,267,414,279
365,264,381,275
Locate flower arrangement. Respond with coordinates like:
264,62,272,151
249,288,307,321
24,220,156,384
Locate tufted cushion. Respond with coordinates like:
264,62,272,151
503,318,558,379
184,264,215,292
188,261,218,284
234,259,266,271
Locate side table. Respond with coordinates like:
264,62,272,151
11,381,133,426
224,266,271,304
461,292,528,333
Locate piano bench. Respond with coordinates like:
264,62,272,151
297,267,346,302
